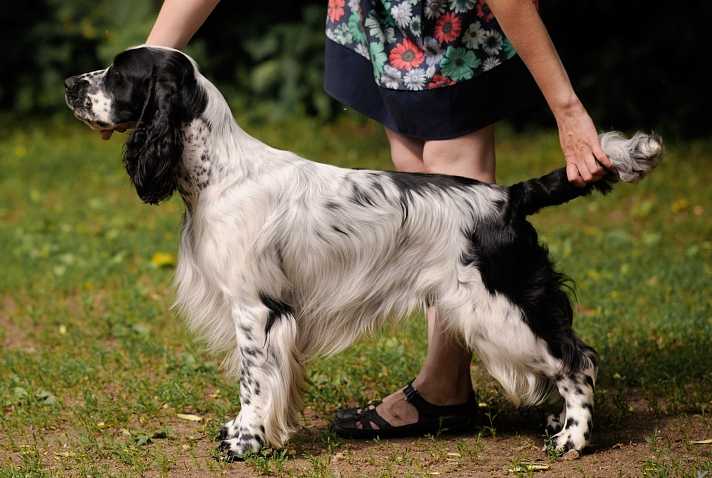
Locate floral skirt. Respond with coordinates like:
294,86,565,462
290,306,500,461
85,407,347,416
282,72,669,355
323,0,543,140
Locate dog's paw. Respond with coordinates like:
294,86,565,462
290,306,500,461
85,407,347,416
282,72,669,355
218,433,264,462
553,427,586,454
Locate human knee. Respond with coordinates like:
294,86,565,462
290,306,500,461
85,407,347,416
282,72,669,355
423,130,496,181
423,146,495,182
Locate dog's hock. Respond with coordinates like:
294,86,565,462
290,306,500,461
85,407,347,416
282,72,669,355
600,131,664,183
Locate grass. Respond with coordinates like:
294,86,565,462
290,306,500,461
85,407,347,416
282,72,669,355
1,116,711,477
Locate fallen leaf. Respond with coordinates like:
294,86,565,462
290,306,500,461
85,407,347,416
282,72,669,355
151,252,176,268
642,232,661,247
508,463,550,472
447,452,461,458
36,389,57,405
134,433,152,446
54,451,75,458
689,439,712,445
671,198,689,213
177,413,203,422
131,323,150,336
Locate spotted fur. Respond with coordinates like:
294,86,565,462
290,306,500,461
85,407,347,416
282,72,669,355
65,46,663,460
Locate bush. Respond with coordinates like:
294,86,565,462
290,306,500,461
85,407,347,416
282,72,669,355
1,1,708,139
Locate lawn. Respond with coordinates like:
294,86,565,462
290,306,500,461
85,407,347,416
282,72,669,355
1,117,711,477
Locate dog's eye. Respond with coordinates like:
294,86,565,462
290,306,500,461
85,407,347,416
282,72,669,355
106,69,125,86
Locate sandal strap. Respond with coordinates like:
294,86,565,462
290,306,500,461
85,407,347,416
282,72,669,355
402,382,477,419
358,406,390,430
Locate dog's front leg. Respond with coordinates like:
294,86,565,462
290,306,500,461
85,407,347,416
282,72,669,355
219,300,303,461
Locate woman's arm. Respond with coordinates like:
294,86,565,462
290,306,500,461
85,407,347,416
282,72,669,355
486,0,611,186
146,0,220,49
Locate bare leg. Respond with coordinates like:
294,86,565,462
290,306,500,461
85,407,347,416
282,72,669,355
370,126,496,428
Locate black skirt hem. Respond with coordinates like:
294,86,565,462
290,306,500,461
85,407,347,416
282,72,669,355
324,38,544,141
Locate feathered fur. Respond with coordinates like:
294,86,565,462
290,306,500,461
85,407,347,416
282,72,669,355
64,46,663,459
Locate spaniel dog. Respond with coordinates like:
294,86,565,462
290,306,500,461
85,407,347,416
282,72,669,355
65,46,663,460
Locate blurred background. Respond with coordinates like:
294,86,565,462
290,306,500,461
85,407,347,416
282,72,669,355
1,2,711,475
0,0,709,138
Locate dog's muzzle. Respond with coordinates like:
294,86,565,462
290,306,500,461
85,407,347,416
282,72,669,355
64,75,88,110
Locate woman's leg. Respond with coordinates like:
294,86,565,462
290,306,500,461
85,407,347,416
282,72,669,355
384,127,427,173
371,126,496,428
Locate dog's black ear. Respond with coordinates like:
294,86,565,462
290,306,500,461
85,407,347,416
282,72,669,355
123,73,184,205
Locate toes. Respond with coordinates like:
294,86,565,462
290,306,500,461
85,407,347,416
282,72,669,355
557,438,576,452
218,439,231,453
218,434,264,462
553,430,585,454
224,449,245,463
218,439,248,461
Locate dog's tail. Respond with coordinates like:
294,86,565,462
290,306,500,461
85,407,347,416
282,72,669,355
507,132,663,217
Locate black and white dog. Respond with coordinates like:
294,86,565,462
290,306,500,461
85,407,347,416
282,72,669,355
65,46,662,460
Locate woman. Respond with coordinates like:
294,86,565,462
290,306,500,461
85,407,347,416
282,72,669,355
136,0,611,438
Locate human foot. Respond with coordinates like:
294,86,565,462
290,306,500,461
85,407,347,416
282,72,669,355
331,381,478,438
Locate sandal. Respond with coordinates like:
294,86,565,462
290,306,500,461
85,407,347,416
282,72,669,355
334,400,382,421
331,381,478,439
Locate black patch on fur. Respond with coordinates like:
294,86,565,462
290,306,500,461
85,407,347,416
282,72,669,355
349,180,377,207
260,292,294,335
462,170,607,372
463,213,589,370
507,168,615,218
385,170,485,222
565,418,578,428
369,176,388,200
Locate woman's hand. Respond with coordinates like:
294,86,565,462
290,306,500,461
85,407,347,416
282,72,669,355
484,0,612,186
554,98,612,187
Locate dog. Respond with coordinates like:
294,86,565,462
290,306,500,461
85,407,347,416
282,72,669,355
65,45,663,460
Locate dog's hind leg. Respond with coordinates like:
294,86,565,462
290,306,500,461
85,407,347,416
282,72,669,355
445,273,597,454
549,342,598,454
219,297,304,460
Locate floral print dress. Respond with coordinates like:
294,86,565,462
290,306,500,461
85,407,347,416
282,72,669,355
326,0,520,90
323,0,543,139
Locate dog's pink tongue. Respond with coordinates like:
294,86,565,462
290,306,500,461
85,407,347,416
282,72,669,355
100,130,114,140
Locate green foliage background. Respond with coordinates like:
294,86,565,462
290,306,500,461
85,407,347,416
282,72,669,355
0,1,708,137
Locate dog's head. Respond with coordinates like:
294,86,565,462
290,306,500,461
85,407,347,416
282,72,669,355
64,46,207,204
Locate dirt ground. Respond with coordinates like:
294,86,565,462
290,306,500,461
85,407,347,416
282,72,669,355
149,411,711,477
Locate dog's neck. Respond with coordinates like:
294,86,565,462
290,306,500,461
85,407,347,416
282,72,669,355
176,75,260,206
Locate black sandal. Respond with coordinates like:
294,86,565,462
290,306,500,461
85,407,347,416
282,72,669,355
331,381,478,439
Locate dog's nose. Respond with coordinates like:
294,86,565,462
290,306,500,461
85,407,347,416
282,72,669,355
64,76,79,90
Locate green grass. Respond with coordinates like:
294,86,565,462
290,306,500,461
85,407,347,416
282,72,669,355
1,117,711,476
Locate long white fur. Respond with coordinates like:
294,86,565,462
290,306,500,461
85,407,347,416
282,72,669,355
70,47,662,457
172,67,660,453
